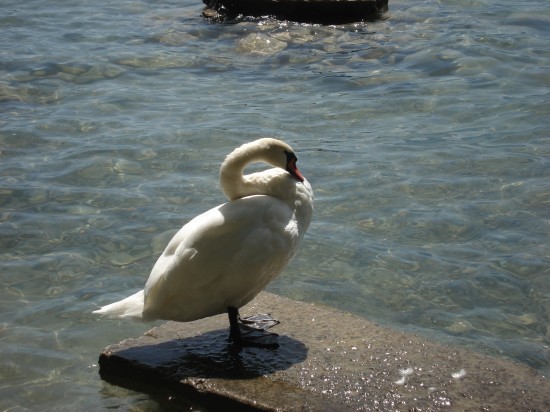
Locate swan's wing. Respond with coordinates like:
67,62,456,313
142,195,296,321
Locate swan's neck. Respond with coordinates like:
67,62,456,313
219,146,274,201
219,141,314,238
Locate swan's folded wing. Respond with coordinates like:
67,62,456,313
142,195,296,321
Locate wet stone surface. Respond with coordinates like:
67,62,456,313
99,293,550,411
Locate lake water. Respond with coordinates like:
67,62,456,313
1,0,549,409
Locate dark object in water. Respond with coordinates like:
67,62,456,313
203,0,388,24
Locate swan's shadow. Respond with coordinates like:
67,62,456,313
99,328,308,382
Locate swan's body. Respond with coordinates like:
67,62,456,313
94,138,313,344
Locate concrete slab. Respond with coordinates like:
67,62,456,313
99,292,550,411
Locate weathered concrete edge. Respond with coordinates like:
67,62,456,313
99,292,550,411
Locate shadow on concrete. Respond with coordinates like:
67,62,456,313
99,328,308,410
100,329,307,380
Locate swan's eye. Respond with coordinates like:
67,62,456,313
284,150,305,182
284,150,296,164
284,150,298,171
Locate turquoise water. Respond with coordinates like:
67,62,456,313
1,0,549,409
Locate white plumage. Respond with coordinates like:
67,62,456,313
94,138,313,343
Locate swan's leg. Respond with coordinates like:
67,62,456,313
227,306,242,345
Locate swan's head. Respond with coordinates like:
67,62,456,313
259,138,305,182
220,138,307,201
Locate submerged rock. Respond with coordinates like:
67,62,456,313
203,0,389,25
236,33,288,56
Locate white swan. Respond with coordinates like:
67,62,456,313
93,138,314,346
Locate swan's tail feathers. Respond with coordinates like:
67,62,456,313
93,290,145,319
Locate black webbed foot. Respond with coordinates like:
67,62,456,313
239,313,280,330
227,306,279,349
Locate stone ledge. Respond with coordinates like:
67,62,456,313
99,292,549,411
202,0,389,25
